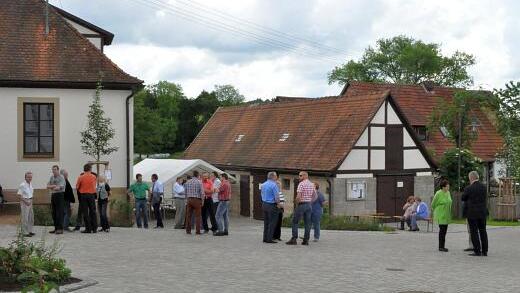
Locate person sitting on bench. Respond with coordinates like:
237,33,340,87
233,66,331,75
399,196,417,230
410,196,429,231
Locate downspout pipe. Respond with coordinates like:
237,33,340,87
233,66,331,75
125,87,138,188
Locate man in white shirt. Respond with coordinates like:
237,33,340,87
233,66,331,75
150,174,165,228
210,172,221,235
173,177,186,229
17,171,35,237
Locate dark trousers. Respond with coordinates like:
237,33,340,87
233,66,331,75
273,207,284,240
439,224,448,248
153,202,164,227
80,194,97,232
186,198,202,234
51,193,64,231
98,198,110,230
262,202,278,242
202,198,217,231
400,217,411,230
468,218,488,254
75,197,83,228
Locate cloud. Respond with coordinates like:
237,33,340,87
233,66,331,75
52,0,519,99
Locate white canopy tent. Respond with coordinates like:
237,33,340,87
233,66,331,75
133,159,235,198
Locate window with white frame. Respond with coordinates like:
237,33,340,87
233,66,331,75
346,181,366,200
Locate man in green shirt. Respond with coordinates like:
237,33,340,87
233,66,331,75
127,173,149,229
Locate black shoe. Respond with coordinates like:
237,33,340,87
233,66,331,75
29,232,35,236
398,227,404,230
73,227,80,231
81,230,92,234
463,248,474,251
286,238,297,245
215,232,226,236
98,228,105,232
23,233,32,237
482,252,487,256
439,248,449,252
105,229,110,233
275,238,282,241
468,252,482,256
223,231,229,236
49,230,56,234
301,240,309,246
263,240,277,243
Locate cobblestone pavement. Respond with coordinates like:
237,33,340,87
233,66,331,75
1,218,519,293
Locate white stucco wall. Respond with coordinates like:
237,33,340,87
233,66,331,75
0,87,132,190
370,150,385,169
403,129,416,147
63,19,102,50
387,104,401,124
403,149,430,169
355,128,368,146
339,149,368,170
372,104,385,124
370,126,385,146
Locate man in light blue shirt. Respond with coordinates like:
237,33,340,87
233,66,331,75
261,171,279,243
410,196,429,231
151,174,164,228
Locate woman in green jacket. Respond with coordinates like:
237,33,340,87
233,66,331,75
431,178,452,252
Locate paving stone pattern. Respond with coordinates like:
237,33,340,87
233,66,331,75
1,218,519,293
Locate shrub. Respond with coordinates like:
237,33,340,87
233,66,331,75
33,206,53,226
109,199,133,227
0,233,71,292
282,212,394,232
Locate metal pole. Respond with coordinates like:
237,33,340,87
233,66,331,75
45,0,49,35
458,108,463,192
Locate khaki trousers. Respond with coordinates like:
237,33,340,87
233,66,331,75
20,199,34,234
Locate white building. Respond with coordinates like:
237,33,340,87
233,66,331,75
0,1,142,207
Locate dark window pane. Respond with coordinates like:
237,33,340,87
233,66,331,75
25,121,39,136
40,121,53,136
40,137,53,153
24,104,39,120
24,137,38,153
40,104,53,120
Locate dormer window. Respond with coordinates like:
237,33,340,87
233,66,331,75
279,133,290,142
235,134,244,142
470,116,481,132
439,126,450,138
413,126,428,141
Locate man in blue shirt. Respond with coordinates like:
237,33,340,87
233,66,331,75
410,196,429,231
261,171,279,243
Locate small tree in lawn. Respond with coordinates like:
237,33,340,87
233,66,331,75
80,82,119,175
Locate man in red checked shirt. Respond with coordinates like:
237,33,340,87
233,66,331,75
286,171,317,246
201,172,217,233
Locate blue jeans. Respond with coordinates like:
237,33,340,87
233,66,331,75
411,214,425,230
292,203,312,241
311,212,322,240
135,199,149,228
215,201,230,232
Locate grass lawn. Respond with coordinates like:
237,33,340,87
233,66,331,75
451,218,520,226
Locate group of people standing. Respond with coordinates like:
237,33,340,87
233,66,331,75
126,170,232,236
261,171,326,245
399,170,489,256
17,163,111,237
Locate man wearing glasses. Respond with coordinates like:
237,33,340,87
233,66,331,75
286,171,316,246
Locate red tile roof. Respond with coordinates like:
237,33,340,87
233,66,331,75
184,91,390,172
0,0,141,89
344,81,503,162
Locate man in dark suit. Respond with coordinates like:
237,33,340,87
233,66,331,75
461,171,488,256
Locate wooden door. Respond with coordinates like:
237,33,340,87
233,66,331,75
252,173,266,220
239,175,250,217
385,126,403,170
377,175,414,217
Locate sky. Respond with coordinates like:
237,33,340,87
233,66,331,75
51,0,520,100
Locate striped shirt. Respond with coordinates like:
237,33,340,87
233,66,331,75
185,178,204,199
276,191,285,203
297,179,316,203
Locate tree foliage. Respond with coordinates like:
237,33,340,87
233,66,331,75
328,35,475,87
492,81,520,178
428,90,491,149
134,82,247,155
80,83,118,161
439,148,484,191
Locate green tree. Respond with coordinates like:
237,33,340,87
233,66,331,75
493,81,520,178
214,84,245,106
80,83,118,163
133,81,184,156
328,35,475,87
439,148,484,190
